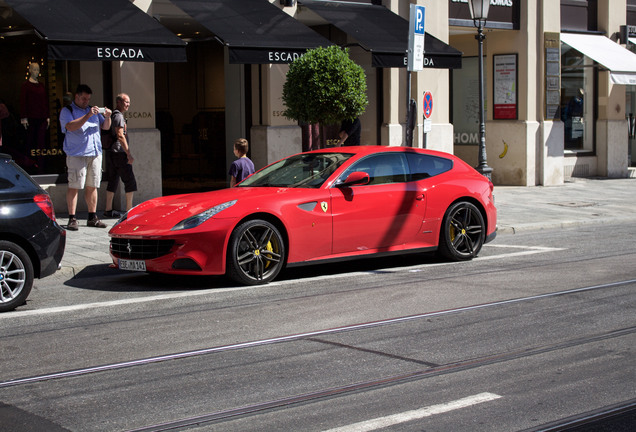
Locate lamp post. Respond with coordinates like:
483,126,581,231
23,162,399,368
468,0,493,180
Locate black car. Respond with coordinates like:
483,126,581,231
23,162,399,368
0,153,65,312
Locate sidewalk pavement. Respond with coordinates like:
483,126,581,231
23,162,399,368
57,177,636,278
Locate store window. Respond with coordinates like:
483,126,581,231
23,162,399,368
452,57,482,147
560,43,595,152
0,34,73,180
628,42,636,166
627,0,636,166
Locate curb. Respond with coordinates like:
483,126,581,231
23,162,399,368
497,216,636,235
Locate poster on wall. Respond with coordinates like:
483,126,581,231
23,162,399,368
493,54,518,120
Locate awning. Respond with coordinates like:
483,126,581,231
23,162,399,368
168,0,331,64
4,0,187,62
299,0,462,69
561,33,636,85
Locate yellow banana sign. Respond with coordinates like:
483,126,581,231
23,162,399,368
499,139,509,158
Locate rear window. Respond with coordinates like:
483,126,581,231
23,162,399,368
406,153,453,180
0,158,41,194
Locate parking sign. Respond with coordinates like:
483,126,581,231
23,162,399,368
407,5,425,71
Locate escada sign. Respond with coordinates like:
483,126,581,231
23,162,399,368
229,48,311,64
97,47,145,60
126,112,152,119
47,44,186,63
268,51,303,63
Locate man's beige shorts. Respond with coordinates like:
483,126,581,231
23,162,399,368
66,155,102,189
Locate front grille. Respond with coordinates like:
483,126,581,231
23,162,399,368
110,238,175,260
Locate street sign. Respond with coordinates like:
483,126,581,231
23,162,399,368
423,91,433,119
407,4,425,71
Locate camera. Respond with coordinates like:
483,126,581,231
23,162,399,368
98,107,106,114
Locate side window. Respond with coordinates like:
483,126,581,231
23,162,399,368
340,153,408,185
406,153,453,180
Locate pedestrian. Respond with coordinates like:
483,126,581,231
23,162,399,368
229,138,255,187
104,93,137,217
337,117,361,146
59,84,111,230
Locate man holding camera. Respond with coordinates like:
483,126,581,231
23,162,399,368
60,84,111,230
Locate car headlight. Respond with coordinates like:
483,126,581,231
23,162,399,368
111,210,129,228
171,200,237,231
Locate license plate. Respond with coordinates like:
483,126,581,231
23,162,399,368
119,259,146,272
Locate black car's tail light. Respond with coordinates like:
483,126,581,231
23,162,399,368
33,194,56,221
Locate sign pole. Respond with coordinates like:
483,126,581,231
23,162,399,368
406,4,425,147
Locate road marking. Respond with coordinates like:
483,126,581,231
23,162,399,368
2,245,562,318
0,285,259,319
404,245,563,272
323,392,502,432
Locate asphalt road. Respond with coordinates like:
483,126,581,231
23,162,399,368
1,224,635,431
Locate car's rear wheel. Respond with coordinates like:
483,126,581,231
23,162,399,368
438,201,485,261
0,241,34,312
227,219,285,285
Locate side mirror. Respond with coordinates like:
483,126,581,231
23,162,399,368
336,171,370,187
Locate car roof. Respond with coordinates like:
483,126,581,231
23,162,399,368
304,145,454,159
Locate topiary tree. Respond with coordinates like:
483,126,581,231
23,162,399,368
282,46,368,126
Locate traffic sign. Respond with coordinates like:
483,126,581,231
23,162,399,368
407,5,425,71
423,91,433,119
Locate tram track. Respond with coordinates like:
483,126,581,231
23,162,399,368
523,398,636,431
1,279,634,394
123,324,636,432
1,279,634,431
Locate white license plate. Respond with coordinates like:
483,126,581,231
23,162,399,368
119,259,146,272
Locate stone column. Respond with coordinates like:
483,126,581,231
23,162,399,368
597,0,629,177
539,1,564,185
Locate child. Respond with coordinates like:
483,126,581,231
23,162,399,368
229,138,255,187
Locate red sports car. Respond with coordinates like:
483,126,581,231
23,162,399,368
109,146,496,285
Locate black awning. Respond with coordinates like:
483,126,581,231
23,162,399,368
299,0,462,69
5,0,187,62
373,33,463,69
168,0,331,64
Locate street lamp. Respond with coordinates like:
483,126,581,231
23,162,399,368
468,0,493,180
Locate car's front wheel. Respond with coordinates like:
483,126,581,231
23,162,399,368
438,201,485,261
227,219,285,285
0,241,34,312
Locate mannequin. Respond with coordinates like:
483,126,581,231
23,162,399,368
20,62,50,172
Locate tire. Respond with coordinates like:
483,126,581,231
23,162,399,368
438,201,485,261
0,241,34,312
227,219,285,285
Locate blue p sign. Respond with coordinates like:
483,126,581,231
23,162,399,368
408,5,425,71
414,6,425,35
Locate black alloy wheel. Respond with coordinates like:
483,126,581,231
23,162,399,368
228,219,285,285
438,201,485,261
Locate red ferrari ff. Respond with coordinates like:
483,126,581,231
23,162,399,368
109,146,496,285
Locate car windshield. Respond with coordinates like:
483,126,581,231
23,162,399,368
239,153,353,188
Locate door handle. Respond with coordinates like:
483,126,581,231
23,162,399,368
416,194,425,201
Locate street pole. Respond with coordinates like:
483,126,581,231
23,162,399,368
472,5,493,180
405,72,417,147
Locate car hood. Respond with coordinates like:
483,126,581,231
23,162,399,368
109,187,304,234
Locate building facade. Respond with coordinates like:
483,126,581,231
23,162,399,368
0,0,634,213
